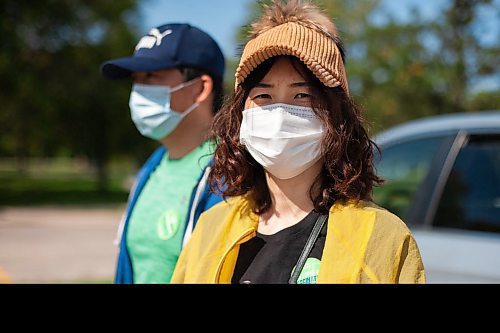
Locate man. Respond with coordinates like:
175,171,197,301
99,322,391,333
100,23,225,283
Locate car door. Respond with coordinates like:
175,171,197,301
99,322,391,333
415,133,500,283
373,134,454,227
374,132,500,282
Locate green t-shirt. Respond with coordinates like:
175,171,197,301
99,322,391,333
127,141,212,283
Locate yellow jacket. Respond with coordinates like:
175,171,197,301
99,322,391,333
171,196,426,284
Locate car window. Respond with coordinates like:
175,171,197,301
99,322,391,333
433,135,500,233
373,137,445,219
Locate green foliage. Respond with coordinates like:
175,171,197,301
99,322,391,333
0,0,157,191
0,157,134,206
468,90,500,110
0,175,129,206
344,0,499,131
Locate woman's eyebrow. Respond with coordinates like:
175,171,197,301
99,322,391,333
255,81,312,88
289,81,312,88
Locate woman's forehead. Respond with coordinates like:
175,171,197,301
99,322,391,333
260,57,309,84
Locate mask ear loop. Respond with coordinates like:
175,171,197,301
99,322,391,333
167,77,202,115
170,77,201,93
178,102,199,119
169,77,202,116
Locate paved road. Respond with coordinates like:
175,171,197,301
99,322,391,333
0,205,124,283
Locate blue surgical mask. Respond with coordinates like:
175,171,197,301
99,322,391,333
129,78,199,140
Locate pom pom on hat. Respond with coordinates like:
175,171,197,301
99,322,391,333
235,0,349,94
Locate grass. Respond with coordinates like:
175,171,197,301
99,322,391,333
0,157,136,206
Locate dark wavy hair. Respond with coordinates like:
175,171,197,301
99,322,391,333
209,55,382,214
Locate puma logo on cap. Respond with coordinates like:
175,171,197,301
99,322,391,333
135,28,173,50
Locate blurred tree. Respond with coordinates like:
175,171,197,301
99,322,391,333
349,15,454,131
235,0,499,133
434,0,499,112
0,0,155,190
468,90,500,110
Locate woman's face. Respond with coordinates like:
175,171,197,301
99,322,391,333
244,57,317,110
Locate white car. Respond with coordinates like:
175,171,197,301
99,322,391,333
373,110,500,283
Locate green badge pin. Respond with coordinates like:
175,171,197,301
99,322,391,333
292,258,321,284
157,209,180,240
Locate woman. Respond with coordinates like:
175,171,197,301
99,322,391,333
171,0,425,284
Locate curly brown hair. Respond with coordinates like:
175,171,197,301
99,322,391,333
209,56,382,215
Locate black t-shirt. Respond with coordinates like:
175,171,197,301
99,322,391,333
231,210,328,284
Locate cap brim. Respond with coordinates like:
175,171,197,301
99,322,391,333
100,56,177,79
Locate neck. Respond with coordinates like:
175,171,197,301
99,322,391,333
160,104,212,159
258,159,322,234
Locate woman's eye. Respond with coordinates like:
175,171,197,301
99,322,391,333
253,94,272,100
295,93,312,99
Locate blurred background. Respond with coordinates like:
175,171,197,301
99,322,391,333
0,0,498,283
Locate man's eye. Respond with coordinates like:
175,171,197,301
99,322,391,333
145,72,161,79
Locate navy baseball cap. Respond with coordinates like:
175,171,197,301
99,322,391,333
101,23,225,80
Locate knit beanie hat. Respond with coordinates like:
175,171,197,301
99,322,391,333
235,0,349,94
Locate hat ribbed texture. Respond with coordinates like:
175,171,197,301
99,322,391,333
235,22,349,94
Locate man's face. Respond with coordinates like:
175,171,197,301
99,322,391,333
131,68,199,114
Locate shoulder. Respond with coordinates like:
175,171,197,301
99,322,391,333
326,200,424,283
329,200,412,239
195,195,256,232
199,196,245,219
178,195,257,270
359,201,411,234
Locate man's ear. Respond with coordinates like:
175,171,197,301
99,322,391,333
195,74,213,104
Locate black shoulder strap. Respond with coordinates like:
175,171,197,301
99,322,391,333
288,214,328,284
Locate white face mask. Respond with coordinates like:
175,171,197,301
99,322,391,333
129,78,199,140
239,103,324,179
